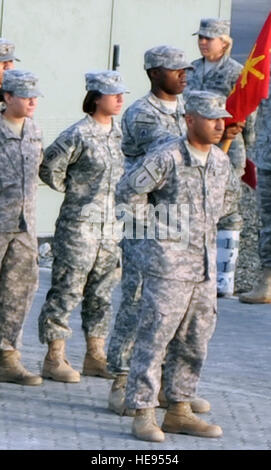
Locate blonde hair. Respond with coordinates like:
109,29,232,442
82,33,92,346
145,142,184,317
220,34,233,56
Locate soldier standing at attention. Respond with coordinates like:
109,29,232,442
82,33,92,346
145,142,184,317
239,71,271,304
38,71,127,382
185,18,254,297
116,91,240,442
0,70,43,385
107,46,210,416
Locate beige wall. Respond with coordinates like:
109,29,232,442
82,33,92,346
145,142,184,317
0,0,232,235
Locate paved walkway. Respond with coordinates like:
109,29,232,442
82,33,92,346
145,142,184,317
0,268,270,450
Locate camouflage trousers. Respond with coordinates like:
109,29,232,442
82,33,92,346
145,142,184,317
107,238,142,374
125,275,217,409
0,232,38,350
218,138,244,231
38,218,120,344
257,169,271,268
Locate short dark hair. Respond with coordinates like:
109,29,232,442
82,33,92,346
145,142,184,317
83,90,102,115
0,89,14,103
146,66,162,81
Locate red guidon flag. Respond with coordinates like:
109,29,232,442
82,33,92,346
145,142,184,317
224,12,271,189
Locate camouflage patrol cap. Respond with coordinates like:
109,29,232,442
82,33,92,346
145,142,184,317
2,70,43,97
144,45,193,70
0,38,20,62
185,90,232,119
193,18,231,38
85,70,129,94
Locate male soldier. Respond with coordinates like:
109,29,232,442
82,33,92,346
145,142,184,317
0,69,43,385
239,71,271,303
116,91,240,442
107,46,210,416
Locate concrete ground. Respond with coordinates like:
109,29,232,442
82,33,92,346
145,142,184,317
0,267,270,451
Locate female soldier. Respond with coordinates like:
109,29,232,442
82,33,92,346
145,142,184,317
185,18,255,297
38,71,127,382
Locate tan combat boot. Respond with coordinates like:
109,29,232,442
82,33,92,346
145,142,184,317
132,408,165,442
158,387,210,413
239,268,271,304
0,350,42,386
108,375,135,416
162,402,222,438
82,336,114,379
42,339,80,382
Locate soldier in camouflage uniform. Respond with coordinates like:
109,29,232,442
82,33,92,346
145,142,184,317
116,91,240,442
0,70,43,385
0,38,20,107
108,46,209,416
184,18,253,296
239,70,271,303
38,71,127,382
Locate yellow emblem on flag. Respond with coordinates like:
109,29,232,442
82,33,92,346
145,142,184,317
240,44,265,88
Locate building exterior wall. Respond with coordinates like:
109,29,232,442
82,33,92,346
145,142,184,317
0,0,232,235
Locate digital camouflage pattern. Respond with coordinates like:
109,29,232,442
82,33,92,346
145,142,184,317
39,219,120,343
39,115,124,343
254,77,271,171
193,18,230,38
116,137,240,407
85,70,129,95
121,92,186,160
0,115,42,350
185,54,255,229
0,114,43,233
126,275,217,408
0,38,19,62
254,77,271,267
185,90,231,119
256,169,271,268
0,232,38,350
39,115,123,221
107,237,142,374
117,138,241,283
107,91,187,374
144,45,193,71
2,69,42,98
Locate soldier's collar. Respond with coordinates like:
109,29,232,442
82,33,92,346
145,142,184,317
86,114,121,138
147,92,184,115
0,112,23,140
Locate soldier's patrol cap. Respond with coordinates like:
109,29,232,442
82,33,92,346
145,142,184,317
2,70,43,97
85,70,129,94
144,45,193,70
185,91,232,119
0,38,20,62
193,18,230,38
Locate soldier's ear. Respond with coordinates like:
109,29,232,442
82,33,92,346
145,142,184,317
184,113,194,127
148,68,161,81
3,91,13,105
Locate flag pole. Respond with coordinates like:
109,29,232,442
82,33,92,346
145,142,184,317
221,138,233,154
